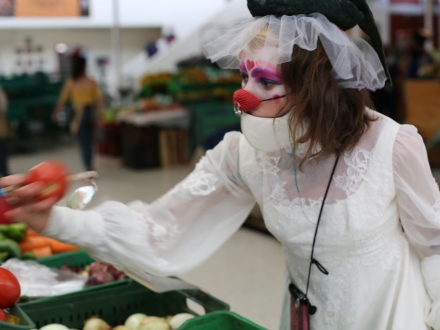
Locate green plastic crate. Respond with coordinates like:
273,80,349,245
32,250,131,296
36,250,96,269
180,311,266,330
0,305,35,330
20,280,229,329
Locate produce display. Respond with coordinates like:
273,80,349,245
140,74,173,88
39,313,195,330
138,97,182,112
0,225,79,262
60,261,126,286
0,224,32,261
19,229,79,259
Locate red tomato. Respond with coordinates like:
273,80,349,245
0,268,20,309
0,308,6,322
26,161,70,202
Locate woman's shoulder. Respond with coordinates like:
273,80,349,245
84,76,98,85
221,131,244,151
393,124,425,159
64,78,74,86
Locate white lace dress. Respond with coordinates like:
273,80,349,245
43,111,440,330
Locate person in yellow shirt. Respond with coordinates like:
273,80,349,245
52,55,105,171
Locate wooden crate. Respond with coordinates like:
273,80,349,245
159,128,189,168
403,79,440,165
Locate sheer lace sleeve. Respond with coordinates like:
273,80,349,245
393,125,440,329
42,132,255,276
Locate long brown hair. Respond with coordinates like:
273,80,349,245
279,42,376,169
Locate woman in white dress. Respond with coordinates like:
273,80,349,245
2,1,440,329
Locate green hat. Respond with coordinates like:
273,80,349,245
247,0,391,85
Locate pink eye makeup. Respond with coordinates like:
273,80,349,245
238,56,284,93
250,68,282,84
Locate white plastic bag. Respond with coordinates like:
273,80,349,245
1,258,87,297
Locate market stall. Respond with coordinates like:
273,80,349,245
116,109,190,169
0,246,266,330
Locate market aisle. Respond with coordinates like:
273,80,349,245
9,144,285,329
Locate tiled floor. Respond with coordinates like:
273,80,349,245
9,144,285,330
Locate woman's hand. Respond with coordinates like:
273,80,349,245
0,175,58,233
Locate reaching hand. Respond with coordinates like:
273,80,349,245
0,175,57,232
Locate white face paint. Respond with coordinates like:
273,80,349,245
239,49,293,118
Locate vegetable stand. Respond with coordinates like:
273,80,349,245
18,280,231,329
0,225,79,262
1,252,268,329
34,250,131,295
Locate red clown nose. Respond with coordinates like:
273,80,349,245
233,89,260,112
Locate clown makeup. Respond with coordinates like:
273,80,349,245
239,50,293,118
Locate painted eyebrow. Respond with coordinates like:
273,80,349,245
251,68,282,83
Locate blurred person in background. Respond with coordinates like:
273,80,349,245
0,86,9,176
52,53,105,171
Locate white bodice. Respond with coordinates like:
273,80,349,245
240,113,410,329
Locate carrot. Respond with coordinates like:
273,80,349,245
46,238,79,253
19,236,50,252
26,229,39,237
31,246,52,258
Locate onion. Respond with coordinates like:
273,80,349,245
124,314,148,330
40,325,70,330
113,326,127,330
168,314,195,330
138,317,170,330
83,318,111,330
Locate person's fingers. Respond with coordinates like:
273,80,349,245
0,174,27,188
23,197,57,213
12,182,44,201
4,206,26,221
5,207,51,232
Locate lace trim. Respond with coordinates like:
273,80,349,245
255,152,281,176
182,159,219,196
144,215,180,251
334,147,371,197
